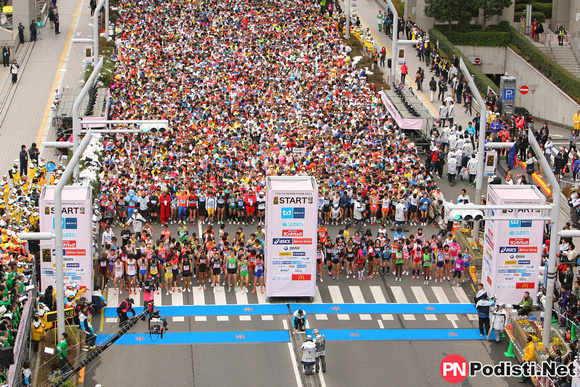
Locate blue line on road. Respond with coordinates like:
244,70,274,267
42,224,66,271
103,303,476,318
103,304,289,318
289,303,477,314
304,328,484,341
94,328,483,346
95,330,290,345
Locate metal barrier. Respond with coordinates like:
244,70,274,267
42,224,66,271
8,288,36,387
546,34,571,48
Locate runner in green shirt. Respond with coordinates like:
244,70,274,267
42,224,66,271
226,250,238,293
422,247,433,285
239,257,249,294
394,246,404,282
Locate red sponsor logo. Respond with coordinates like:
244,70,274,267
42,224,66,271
487,276,492,286
65,249,86,256
508,238,529,246
489,240,494,250
292,274,311,281
293,238,313,245
440,354,468,383
282,230,303,237
63,241,77,248
516,282,534,289
519,246,538,253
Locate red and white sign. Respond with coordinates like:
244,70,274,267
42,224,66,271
468,56,482,65
440,354,468,383
293,238,313,245
519,246,538,253
520,85,529,95
282,230,303,237
508,238,530,245
65,249,87,256
63,241,77,248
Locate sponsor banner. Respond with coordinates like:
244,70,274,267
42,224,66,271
265,177,317,297
40,186,94,297
482,186,544,305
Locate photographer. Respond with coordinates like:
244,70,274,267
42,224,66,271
116,298,135,326
79,305,96,350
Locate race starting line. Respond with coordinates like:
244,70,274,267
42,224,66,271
95,328,483,345
102,303,476,318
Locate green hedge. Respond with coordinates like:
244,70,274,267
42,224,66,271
509,27,580,103
428,28,499,96
433,21,510,33
514,11,546,22
515,3,526,11
440,31,511,46
531,3,552,18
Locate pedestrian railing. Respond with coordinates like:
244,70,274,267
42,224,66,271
546,34,571,48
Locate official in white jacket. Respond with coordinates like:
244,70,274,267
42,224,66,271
489,303,507,342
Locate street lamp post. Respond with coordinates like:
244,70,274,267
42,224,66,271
459,58,488,238
384,0,398,83
345,0,350,39
528,128,561,351
73,57,103,181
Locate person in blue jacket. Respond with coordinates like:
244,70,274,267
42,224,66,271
292,309,307,334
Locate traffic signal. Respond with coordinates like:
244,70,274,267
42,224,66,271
449,203,483,222
388,58,392,68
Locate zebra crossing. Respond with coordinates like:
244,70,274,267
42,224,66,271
103,283,478,324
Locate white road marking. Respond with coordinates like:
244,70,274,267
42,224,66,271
315,314,328,320
105,318,117,323
378,319,385,329
424,314,437,321
452,287,471,304
235,289,249,305
432,286,450,303
154,290,163,306
193,288,206,305
359,314,372,321
256,289,268,304
282,319,289,330
447,314,459,329
194,316,207,322
239,315,251,321
216,315,229,321
411,286,429,303
171,290,184,307
213,287,227,305
107,291,119,308
288,342,304,387
313,286,323,304
403,314,416,320
328,286,344,303
337,314,350,320
467,314,479,321
173,316,184,322
391,286,408,303
261,315,274,321
382,314,394,320
370,286,387,303
132,292,142,307
349,286,366,304
319,368,328,387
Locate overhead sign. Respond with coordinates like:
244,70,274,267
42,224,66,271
265,177,318,298
481,186,545,305
519,85,529,95
484,150,497,177
503,89,515,100
39,186,94,298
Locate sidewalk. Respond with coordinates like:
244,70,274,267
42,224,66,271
347,0,479,131
0,0,94,174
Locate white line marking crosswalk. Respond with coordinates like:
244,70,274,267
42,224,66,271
432,286,450,303
329,286,344,303
349,286,366,304
452,287,471,304
391,286,408,303
370,286,387,303
410,286,429,303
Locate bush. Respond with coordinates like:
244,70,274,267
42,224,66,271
428,28,499,95
84,55,116,87
441,31,511,46
513,11,546,22
515,3,526,12
509,27,580,103
531,2,552,18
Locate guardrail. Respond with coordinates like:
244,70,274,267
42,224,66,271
546,34,571,48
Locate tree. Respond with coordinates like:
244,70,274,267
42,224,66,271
476,0,513,31
425,0,465,30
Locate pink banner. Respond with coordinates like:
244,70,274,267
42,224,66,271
380,91,423,130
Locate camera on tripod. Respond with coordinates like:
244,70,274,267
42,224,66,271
148,309,167,339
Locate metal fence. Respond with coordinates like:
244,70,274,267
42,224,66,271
8,288,36,387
